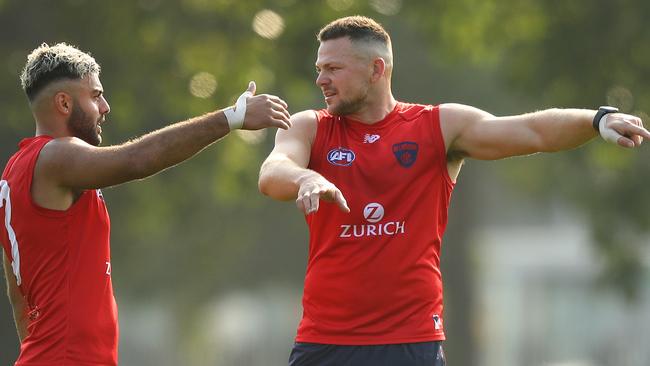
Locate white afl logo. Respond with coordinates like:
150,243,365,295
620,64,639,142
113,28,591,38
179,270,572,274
363,203,384,223
327,147,355,166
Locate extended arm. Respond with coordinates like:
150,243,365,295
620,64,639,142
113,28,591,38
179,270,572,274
3,252,27,342
441,104,649,160
37,83,291,191
258,110,349,214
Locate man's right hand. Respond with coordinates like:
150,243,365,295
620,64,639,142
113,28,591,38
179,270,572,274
296,175,350,215
241,81,291,130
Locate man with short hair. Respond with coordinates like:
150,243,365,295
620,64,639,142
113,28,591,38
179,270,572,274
1,42,290,365
258,16,650,366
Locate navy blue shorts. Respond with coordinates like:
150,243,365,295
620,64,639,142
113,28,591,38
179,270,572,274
288,341,446,366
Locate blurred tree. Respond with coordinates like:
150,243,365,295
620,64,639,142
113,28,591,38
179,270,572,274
404,0,650,299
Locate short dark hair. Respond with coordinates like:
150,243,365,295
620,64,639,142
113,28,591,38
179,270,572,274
20,43,100,101
317,15,390,46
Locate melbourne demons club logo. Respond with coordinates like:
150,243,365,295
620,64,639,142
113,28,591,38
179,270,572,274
327,147,355,166
392,141,418,168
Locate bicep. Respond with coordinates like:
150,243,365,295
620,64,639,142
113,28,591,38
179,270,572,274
259,110,317,199
442,103,543,160
37,138,139,190
265,110,317,168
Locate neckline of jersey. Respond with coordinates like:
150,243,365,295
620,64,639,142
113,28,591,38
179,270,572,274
340,102,405,131
19,135,53,148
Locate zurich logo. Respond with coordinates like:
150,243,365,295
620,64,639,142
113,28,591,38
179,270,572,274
363,202,384,223
327,147,356,166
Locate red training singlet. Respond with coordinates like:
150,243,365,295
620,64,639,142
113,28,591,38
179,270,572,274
0,136,118,365
297,102,455,345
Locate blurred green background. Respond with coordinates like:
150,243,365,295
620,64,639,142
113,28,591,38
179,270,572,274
1,1,649,365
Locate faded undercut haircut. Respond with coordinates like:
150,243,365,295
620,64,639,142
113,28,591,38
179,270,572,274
317,15,393,68
20,42,100,101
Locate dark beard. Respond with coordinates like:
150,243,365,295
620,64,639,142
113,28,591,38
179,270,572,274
329,89,369,116
68,103,101,146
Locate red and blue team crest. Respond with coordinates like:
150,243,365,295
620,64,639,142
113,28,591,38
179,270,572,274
392,142,418,168
327,147,356,166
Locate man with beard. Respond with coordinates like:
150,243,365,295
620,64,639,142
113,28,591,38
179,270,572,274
0,42,290,365
258,16,650,366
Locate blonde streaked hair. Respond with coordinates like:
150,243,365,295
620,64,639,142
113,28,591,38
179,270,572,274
20,42,100,101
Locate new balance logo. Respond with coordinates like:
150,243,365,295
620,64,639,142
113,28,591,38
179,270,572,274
363,134,380,144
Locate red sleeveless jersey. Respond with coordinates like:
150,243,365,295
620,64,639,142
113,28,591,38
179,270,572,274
0,136,118,365
297,102,455,345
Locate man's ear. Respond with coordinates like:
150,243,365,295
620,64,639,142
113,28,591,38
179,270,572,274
371,58,386,82
53,92,73,116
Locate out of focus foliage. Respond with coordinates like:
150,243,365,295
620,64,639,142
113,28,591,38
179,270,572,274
407,0,650,297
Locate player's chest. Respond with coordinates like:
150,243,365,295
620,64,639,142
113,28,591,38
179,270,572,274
315,127,437,186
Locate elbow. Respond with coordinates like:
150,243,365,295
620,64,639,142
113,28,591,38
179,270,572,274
258,164,273,197
258,176,269,197
258,162,294,201
258,183,272,197
258,160,269,195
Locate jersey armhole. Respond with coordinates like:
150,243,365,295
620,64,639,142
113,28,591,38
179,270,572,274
308,110,327,171
430,106,456,187
28,138,90,217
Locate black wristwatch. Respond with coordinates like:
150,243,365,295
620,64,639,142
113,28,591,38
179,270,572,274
592,106,619,132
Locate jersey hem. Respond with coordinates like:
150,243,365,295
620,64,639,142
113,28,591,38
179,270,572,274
15,362,116,366
295,333,446,346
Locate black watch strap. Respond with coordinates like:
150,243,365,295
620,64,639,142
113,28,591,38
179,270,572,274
592,106,619,132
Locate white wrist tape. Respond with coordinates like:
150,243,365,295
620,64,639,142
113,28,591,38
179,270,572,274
598,114,622,144
224,90,253,130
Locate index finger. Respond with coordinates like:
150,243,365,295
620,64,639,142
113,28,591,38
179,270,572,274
334,190,350,213
260,94,288,110
623,123,650,139
269,99,291,121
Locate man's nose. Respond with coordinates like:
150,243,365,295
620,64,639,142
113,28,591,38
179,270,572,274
316,72,329,87
101,96,110,115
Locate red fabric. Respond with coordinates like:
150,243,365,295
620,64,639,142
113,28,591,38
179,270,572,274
297,103,455,345
0,136,118,365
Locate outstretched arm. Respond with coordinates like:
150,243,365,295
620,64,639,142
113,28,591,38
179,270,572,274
3,252,27,342
36,82,291,191
441,103,650,160
258,110,349,214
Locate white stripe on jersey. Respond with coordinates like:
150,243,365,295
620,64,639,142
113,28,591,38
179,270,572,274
0,180,21,285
